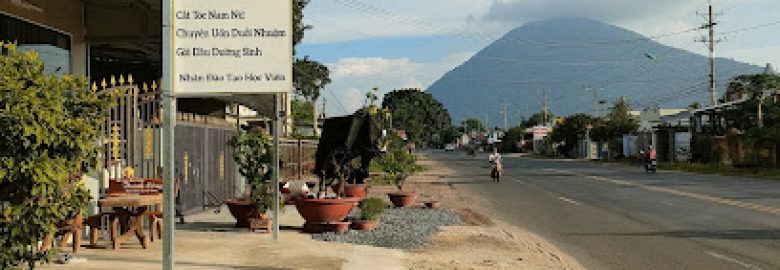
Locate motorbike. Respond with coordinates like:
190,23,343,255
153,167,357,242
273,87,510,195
645,158,657,173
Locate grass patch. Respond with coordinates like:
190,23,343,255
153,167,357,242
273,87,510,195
657,163,780,181
590,158,780,181
368,174,395,186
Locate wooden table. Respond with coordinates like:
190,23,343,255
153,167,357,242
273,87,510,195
98,194,162,250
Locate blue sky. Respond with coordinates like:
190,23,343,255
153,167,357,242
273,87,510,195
298,0,780,116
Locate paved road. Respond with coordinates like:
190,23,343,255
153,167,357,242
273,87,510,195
430,151,780,270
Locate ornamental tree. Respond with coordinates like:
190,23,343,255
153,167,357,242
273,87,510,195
0,45,111,268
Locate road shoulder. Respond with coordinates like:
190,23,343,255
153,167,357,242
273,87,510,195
385,153,584,270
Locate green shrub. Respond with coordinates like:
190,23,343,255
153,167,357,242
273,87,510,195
0,44,111,268
375,131,423,190
368,174,395,186
359,198,385,220
228,131,284,212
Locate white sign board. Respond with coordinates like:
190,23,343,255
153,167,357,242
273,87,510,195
173,0,293,95
532,127,549,141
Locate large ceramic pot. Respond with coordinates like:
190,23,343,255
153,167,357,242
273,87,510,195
350,219,379,231
388,191,418,208
294,198,358,224
224,199,265,228
344,184,369,200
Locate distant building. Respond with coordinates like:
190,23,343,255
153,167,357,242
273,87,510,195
637,107,688,132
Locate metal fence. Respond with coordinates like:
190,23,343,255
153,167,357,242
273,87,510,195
95,75,319,212
95,76,161,179
175,117,238,212
280,139,318,180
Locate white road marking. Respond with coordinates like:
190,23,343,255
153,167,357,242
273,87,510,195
705,251,762,270
558,196,581,206
554,168,780,216
659,200,674,206
513,179,525,184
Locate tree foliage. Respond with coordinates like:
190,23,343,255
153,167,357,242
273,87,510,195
293,0,312,49
374,131,423,190
461,118,485,132
550,114,595,157
500,126,526,153
439,126,462,145
722,73,780,165
590,97,638,142
521,112,553,127
293,56,331,101
228,131,282,212
292,0,330,132
723,74,780,132
0,46,110,268
291,98,314,124
382,89,452,146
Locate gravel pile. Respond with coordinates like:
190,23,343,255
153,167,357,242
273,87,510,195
310,208,462,249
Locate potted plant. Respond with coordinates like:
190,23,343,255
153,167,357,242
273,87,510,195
340,159,370,200
350,198,385,231
376,133,423,208
226,131,283,229
297,110,385,233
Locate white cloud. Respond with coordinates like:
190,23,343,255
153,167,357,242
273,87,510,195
322,51,474,116
303,0,496,44
722,46,780,68
331,57,422,78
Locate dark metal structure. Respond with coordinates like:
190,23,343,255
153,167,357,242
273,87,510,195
314,111,384,196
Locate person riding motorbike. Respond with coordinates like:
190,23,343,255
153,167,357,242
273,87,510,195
644,146,657,172
488,148,503,182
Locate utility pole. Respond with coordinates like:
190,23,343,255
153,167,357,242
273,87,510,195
502,102,508,131
320,97,327,121
542,89,550,125
697,0,722,106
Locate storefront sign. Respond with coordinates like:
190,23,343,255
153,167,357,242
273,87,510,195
532,127,549,141
173,0,293,95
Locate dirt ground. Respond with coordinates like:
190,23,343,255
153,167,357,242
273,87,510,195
383,153,584,270
41,152,581,270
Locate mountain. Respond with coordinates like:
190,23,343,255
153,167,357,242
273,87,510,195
427,18,762,125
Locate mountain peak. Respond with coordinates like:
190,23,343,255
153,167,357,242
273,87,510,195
428,20,760,124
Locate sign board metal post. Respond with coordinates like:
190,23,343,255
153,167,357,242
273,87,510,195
164,1,293,267
162,0,174,269
272,94,281,240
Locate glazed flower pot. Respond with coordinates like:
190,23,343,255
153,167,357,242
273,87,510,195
294,198,358,224
388,191,418,208
344,184,369,200
332,221,351,232
224,199,266,228
350,219,379,231
303,221,351,233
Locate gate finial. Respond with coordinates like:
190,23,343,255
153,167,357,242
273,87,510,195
119,74,125,85
128,74,134,85
110,75,116,87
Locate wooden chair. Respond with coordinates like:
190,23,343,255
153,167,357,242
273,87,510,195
40,215,83,253
144,178,164,242
84,212,117,247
